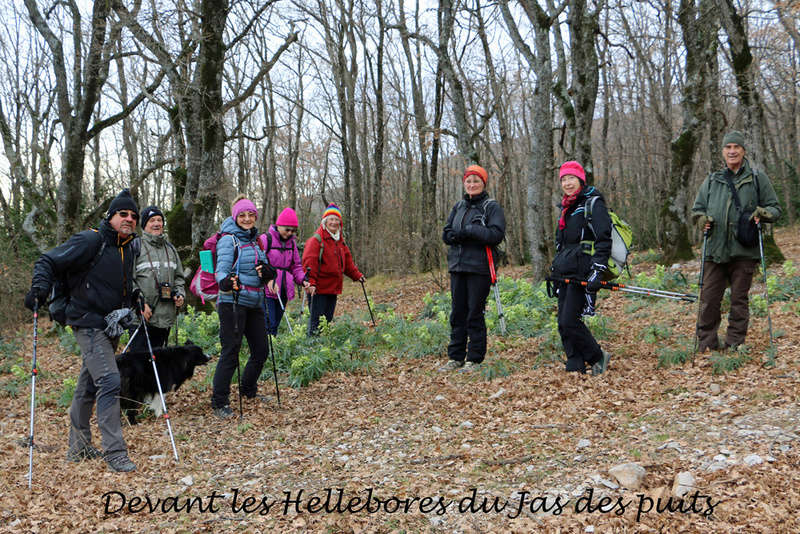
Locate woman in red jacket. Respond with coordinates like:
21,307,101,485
302,203,364,335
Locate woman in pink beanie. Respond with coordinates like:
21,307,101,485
259,207,310,334
550,161,612,376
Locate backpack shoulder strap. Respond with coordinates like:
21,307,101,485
313,232,324,264
584,196,598,223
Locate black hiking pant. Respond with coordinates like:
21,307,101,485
557,282,602,372
307,293,337,336
448,272,492,364
212,302,269,408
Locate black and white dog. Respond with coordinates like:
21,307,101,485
116,341,211,424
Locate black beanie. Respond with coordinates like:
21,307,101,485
106,189,138,220
140,205,164,229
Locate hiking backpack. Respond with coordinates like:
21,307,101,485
47,229,110,325
583,196,633,280
189,231,271,303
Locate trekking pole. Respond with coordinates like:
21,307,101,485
360,279,376,327
121,322,142,354
140,313,179,461
691,229,709,366
757,222,776,365
545,277,697,302
486,246,507,334
261,297,281,406
26,302,39,489
174,304,181,346
276,292,293,335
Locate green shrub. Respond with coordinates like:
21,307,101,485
710,346,751,374
478,358,518,380
57,377,77,408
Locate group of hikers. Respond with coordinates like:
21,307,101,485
23,129,782,472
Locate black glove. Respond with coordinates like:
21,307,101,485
581,292,596,317
219,273,239,292
585,264,607,293
444,229,459,244
457,225,474,241
24,286,50,311
256,261,277,283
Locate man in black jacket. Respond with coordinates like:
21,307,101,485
25,189,140,472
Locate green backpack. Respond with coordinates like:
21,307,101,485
583,196,633,280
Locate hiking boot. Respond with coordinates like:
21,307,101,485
213,405,234,419
592,350,611,376
460,361,481,372
105,454,136,472
438,360,464,372
66,445,103,462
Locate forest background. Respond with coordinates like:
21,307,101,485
1,0,799,329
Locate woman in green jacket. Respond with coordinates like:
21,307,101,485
130,206,186,351
691,131,781,352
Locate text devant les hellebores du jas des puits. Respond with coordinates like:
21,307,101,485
102,487,720,522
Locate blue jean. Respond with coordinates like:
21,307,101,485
69,328,127,457
265,298,284,335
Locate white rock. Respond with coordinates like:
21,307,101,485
657,441,683,452
461,421,474,428
180,475,194,486
434,395,446,401
585,526,596,533
429,516,444,527
712,454,728,462
431,426,443,434
608,463,646,489
672,471,696,497
744,454,763,466
149,454,167,461
710,383,721,395
489,388,506,400
705,462,728,473
600,478,619,490
719,448,733,455
337,455,350,463
577,439,591,449
766,456,777,463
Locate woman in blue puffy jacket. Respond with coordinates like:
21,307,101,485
211,195,276,419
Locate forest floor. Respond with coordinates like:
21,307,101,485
1,226,799,534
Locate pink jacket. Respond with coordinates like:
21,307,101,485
258,225,306,302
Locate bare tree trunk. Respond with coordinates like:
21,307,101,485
499,0,555,279
663,0,718,263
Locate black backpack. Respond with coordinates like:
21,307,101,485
48,230,106,325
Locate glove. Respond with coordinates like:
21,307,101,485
459,225,476,240
444,229,460,244
256,261,277,283
695,214,713,232
585,264,606,292
581,292,596,317
24,286,50,311
749,207,772,223
219,273,239,292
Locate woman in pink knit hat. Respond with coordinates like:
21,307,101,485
550,161,612,376
259,207,310,334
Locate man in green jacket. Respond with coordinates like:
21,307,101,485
130,206,186,351
691,131,782,352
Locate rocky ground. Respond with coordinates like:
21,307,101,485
1,226,799,533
